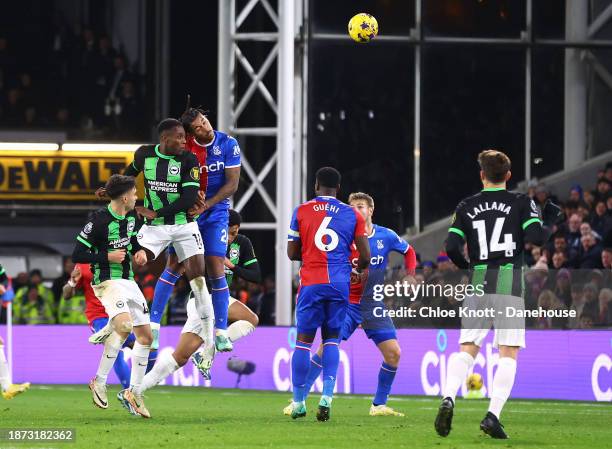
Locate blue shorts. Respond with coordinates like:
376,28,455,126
91,317,135,346
340,302,397,345
168,207,229,258
295,282,349,335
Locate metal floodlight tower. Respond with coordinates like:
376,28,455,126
218,0,306,325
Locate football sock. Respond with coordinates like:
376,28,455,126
129,341,150,396
488,357,517,419
0,344,10,391
302,353,323,400
291,339,312,403
150,269,179,324
443,351,475,403
189,277,215,347
321,339,340,398
112,350,131,389
95,332,125,384
141,352,179,392
210,276,230,332
227,320,255,342
146,350,158,374
373,362,398,406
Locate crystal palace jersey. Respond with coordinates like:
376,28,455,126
129,144,201,225
349,224,410,304
288,196,367,286
185,135,208,192
449,188,543,295
76,206,141,285
76,263,107,324
190,130,241,211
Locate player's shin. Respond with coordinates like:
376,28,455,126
302,353,323,400
488,357,517,419
189,277,215,346
95,332,126,385
151,269,179,324
227,320,255,342
0,344,10,391
210,275,230,333
373,362,397,406
321,339,341,399
443,351,475,402
291,339,313,403
141,351,179,392
130,341,151,396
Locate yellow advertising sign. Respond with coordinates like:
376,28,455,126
0,150,144,200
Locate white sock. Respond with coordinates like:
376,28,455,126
130,341,151,396
227,320,255,343
488,357,517,419
95,332,125,384
216,328,228,337
150,322,160,332
0,345,10,391
443,352,475,402
141,352,179,392
190,277,214,347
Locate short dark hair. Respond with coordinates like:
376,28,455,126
104,174,136,199
157,118,183,135
229,209,242,227
180,108,207,134
477,149,511,183
315,166,341,189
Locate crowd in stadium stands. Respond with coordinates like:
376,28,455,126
1,164,611,329
0,17,147,140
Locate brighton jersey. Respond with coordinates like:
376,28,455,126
129,144,201,225
76,206,140,285
288,196,367,286
349,224,410,304
449,188,543,295
190,130,241,210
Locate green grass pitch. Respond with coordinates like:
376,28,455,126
1,385,610,448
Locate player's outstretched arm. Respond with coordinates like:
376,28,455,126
354,235,371,270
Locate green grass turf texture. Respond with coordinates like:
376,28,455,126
1,385,610,449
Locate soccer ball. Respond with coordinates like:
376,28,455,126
466,373,484,391
348,13,378,43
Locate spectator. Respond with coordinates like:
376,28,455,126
12,271,29,293
582,283,600,320
255,275,276,325
579,312,595,329
554,268,572,307
596,288,612,326
602,247,612,269
51,257,74,313
57,290,87,324
580,222,601,242
166,277,191,325
593,178,611,203
565,213,583,256
568,184,583,203
536,290,567,329
551,251,568,270
14,269,54,316
15,285,55,324
573,233,603,269
590,200,611,237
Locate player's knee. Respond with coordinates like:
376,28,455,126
384,345,401,366
296,333,315,344
115,319,133,335
321,327,340,341
247,312,259,328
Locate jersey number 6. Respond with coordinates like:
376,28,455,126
315,217,339,252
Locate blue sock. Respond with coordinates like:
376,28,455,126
210,276,230,330
291,339,312,402
302,353,323,400
113,350,131,389
322,339,340,398
146,350,158,374
150,269,179,324
373,362,397,406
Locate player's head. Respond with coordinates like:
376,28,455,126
477,149,511,185
348,192,374,224
228,209,242,244
181,96,214,141
104,174,138,210
158,118,186,155
314,166,341,196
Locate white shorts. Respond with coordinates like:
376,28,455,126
92,279,150,327
181,295,207,342
458,294,526,349
137,222,204,263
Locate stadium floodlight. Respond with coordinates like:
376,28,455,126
0,142,59,151
61,143,144,152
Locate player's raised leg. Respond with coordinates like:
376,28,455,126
226,299,258,342
204,237,233,352
0,336,30,400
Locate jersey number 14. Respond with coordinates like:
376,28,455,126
472,218,516,259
